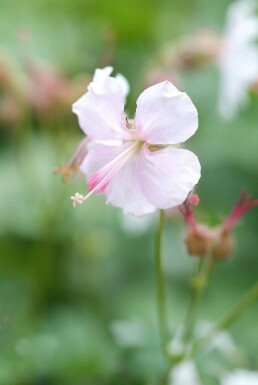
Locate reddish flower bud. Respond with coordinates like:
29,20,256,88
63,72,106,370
182,192,258,261
212,228,234,260
161,29,222,70
185,224,214,257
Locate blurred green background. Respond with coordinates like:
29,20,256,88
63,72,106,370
0,0,258,384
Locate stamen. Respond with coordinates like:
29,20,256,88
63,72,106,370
71,193,84,207
71,141,143,207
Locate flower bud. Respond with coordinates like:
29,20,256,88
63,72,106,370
212,229,234,260
161,29,222,70
182,192,258,260
185,224,214,258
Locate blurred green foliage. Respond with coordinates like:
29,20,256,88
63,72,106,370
0,0,258,384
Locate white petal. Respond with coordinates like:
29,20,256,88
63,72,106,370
80,142,125,177
169,361,201,385
218,0,258,119
93,67,130,98
135,81,198,145
226,0,258,38
221,369,258,385
105,153,156,216
80,144,156,216
111,319,146,348
72,76,131,142
92,66,113,83
115,73,130,98
218,43,258,119
138,146,201,209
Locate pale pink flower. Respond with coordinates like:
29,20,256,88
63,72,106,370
71,67,201,216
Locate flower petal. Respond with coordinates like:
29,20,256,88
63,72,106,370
135,81,198,145
115,73,130,98
222,369,258,385
93,67,130,98
72,75,131,142
92,66,113,82
105,154,156,216
169,361,202,385
80,142,125,177
218,0,258,119
80,143,156,216
138,146,201,209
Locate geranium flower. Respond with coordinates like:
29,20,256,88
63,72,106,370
218,0,258,119
71,67,201,216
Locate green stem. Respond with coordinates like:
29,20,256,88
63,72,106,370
214,280,258,331
182,257,215,342
192,280,258,354
196,258,204,275
182,277,202,342
155,209,169,355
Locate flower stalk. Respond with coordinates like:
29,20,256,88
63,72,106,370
214,280,258,332
191,280,258,355
182,256,215,342
155,209,169,355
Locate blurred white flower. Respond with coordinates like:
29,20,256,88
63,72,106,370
167,328,188,358
169,361,202,385
221,369,258,385
209,331,237,357
195,321,238,358
110,318,146,348
218,0,258,119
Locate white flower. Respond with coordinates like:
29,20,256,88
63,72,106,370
218,0,258,119
221,369,258,385
169,361,202,385
110,318,146,348
71,67,201,216
195,321,238,358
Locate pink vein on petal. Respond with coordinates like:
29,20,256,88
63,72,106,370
88,141,142,193
72,141,143,206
